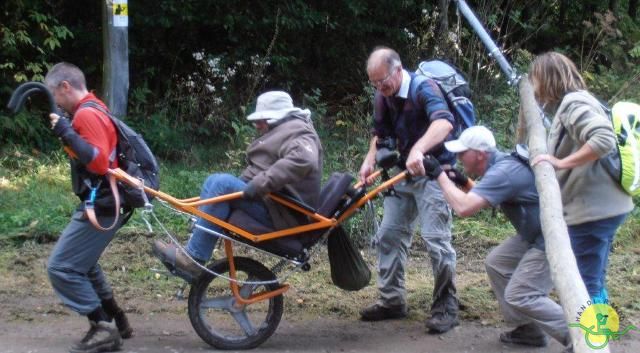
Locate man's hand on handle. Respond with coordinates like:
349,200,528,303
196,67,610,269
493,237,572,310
421,155,443,179
358,159,377,186
405,148,426,176
50,113,72,138
444,168,469,187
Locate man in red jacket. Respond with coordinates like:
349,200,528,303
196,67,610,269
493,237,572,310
45,62,132,353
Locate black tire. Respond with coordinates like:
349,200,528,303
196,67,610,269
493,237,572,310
188,257,284,350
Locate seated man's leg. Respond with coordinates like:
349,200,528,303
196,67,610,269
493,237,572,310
153,173,271,281
186,173,249,261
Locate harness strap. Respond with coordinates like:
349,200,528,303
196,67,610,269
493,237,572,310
77,101,123,231
85,174,121,231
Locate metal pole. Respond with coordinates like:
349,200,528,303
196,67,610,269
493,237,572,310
453,0,520,86
102,0,129,117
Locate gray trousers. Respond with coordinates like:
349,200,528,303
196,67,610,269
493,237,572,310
376,178,457,314
47,211,123,315
485,235,569,344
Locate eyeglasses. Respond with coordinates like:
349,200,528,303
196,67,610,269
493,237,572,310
369,67,398,87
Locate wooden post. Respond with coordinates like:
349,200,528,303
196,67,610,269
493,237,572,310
102,0,129,117
519,77,608,353
515,105,527,145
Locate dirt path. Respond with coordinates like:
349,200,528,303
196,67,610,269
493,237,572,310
2,308,639,353
2,237,638,352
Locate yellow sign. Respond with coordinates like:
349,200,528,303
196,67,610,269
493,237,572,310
569,303,637,349
113,4,128,16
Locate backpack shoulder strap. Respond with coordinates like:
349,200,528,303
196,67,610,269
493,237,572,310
408,73,431,109
77,100,123,231
79,101,117,121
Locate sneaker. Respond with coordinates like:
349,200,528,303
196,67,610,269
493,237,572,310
359,302,407,321
69,320,122,353
112,310,133,339
425,311,459,334
152,240,203,282
499,324,549,347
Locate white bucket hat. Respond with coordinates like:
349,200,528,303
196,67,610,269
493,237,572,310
444,125,496,153
247,91,310,124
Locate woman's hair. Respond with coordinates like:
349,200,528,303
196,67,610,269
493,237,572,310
529,52,586,106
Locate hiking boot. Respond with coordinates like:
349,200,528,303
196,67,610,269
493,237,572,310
499,324,549,347
69,320,122,353
152,240,204,282
359,302,407,321
425,311,459,334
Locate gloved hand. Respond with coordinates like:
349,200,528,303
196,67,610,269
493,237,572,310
243,182,260,200
50,113,72,138
422,155,443,179
444,168,469,187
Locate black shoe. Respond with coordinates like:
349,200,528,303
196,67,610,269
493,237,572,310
69,320,122,353
359,303,407,321
425,311,459,334
499,324,549,347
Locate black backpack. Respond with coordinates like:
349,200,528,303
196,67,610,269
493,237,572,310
80,101,160,208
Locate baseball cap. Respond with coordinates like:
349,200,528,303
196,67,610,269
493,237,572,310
444,126,496,153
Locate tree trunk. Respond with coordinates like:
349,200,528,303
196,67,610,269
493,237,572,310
630,0,639,19
519,77,609,353
436,0,450,57
102,0,129,117
558,0,568,25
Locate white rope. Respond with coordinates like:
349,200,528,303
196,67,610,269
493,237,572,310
143,202,311,286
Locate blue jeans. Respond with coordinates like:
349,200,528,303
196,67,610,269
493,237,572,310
185,173,273,261
568,213,627,300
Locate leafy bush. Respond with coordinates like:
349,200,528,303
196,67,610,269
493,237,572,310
1,1,73,150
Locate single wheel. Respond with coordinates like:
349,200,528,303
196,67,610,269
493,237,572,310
188,257,284,350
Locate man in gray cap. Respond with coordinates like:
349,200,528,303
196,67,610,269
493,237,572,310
422,126,570,349
153,91,323,280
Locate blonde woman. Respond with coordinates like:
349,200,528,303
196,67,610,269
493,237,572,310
529,52,633,303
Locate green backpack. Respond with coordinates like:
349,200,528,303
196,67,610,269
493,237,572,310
608,101,640,196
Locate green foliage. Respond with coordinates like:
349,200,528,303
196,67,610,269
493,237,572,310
0,148,75,243
1,1,73,150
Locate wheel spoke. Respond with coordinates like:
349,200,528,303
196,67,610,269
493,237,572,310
232,311,257,336
239,283,257,298
200,296,232,310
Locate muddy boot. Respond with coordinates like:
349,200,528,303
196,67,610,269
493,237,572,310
359,302,407,321
425,310,459,333
499,323,548,347
69,320,122,353
72,307,122,352
426,268,459,334
101,297,133,339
